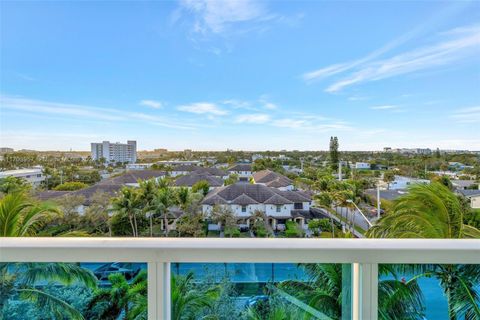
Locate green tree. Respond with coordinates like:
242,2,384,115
329,136,339,170
383,171,395,190
111,187,143,237
0,262,98,320
54,181,88,191
151,186,177,236
367,183,480,239
171,272,220,320
211,205,237,233
280,264,425,320
0,192,59,237
0,176,31,195
86,270,147,320
192,180,210,196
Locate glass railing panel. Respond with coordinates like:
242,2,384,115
171,262,352,320
0,262,146,320
378,264,480,320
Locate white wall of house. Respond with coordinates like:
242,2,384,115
0,168,45,187
229,170,252,179
126,163,153,170
470,196,480,209
354,162,371,170
202,201,311,217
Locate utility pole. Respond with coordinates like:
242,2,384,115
338,161,342,181
377,184,381,220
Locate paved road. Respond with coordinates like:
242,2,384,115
310,207,365,238
333,206,372,231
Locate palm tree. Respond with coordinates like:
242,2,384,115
86,270,147,320
176,187,191,211
0,262,97,320
279,264,425,320
368,183,480,319
111,187,143,237
151,187,176,236
245,296,305,320
0,192,60,237
171,272,220,320
389,264,480,320
367,183,480,239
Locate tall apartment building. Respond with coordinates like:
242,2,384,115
91,140,137,164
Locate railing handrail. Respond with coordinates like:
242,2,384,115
1,238,479,264
2,238,479,320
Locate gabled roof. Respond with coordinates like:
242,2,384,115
231,194,259,205
107,170,165,185
201,183,311,206
172,165,226,177
265,178,292,188
34,170,165,205
264,194,293,205
227,164,252,172
273,189,310,202
202,194,229,205
174,173,223,187
253,170,292,186
459,189,480,198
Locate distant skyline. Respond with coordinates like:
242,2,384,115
0,1,479,151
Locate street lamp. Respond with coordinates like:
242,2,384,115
346,200,373,229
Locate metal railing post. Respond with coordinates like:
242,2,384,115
163,262,171,320
360,263,378,320
352,263,360,319
147,262,159,320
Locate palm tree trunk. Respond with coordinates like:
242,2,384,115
446,286,456,320
164,214,169,236
128,215,135,237
133,214,138,237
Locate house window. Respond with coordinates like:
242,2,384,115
294,203,303,210
276,205,282,213
241,206,247,213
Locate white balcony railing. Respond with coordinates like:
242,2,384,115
1,238,479,320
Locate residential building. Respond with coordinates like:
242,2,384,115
252,170,294,191
174,173,223,189
448,162,474,171
202,183,312,230
126,163,154,170
35,170,166,213
171,165,227,178
227,164,253,181
0,147,14,153
91,140,137,164
352,162,371,170
458,189,480,209
0,168,45,187
388,176,430,190
451,180,478,190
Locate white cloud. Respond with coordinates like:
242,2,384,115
370,105,398,110
235,114,270,124
302,23,480,93
177,102,228,115
140,99,163,109
0,95,194,129
179,0,266,34
325,25,480,92
452,106,480,123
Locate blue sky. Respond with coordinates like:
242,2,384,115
0,0,479,151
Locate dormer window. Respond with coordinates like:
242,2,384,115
241,205,247,212
276,205,282,212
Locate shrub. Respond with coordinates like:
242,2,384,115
54,181,88,191
224,227,240,238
